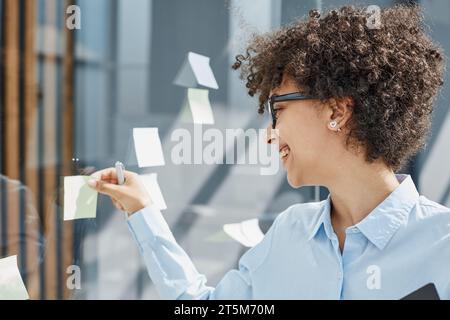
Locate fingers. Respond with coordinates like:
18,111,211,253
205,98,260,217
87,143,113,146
123,170,138,184
87,168,142,213
91,168,136,184
91,167,117,181
87,179,123,199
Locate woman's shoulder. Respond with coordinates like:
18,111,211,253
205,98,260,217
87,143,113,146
416,195,450,218
409,195,450,237
272,200,328,231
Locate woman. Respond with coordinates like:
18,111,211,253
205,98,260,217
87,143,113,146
88,5,449,299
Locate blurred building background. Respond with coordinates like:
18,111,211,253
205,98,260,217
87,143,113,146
0,0,448,299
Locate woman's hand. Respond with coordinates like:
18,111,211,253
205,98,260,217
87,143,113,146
87,168,152,215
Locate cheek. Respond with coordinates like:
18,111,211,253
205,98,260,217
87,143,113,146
286,119,326,162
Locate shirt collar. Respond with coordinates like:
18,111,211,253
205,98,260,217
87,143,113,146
308,174,419,250
308,195,333,241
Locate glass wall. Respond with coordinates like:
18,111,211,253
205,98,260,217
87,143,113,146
0,0,449,300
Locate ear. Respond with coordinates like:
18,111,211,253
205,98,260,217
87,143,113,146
324,97,354,132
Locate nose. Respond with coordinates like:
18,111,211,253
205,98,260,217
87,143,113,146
266,125,279,145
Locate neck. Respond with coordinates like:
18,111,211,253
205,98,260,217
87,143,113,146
325,160,400,228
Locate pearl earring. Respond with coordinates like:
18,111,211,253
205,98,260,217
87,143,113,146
330,121,337,128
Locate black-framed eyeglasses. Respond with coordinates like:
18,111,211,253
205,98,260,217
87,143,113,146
267,92,314,129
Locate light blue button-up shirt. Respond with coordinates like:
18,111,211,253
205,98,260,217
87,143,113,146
127,174,450,299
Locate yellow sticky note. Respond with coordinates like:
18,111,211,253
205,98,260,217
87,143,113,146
187,88,215,125
64,176,98,221
0,255,29,300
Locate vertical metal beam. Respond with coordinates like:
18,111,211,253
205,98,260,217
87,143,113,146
4,0,20,279
42,0,57,300
60,0,75,300
0,0,7,259
23,0,40,300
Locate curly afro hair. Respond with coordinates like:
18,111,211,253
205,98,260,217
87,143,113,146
232,4,445,171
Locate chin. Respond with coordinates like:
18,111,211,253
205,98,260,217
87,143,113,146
287,173,303,189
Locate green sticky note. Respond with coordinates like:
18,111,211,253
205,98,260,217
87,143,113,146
187,88,214,125
64,176,98,221
0,255,30,300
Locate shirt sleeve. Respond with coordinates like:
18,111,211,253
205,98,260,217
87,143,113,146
126,205,277,300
